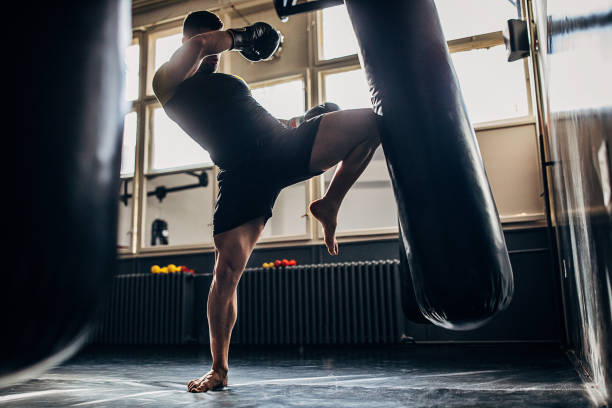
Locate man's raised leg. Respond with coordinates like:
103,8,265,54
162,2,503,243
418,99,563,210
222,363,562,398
308,109,381,255
187,216,265,392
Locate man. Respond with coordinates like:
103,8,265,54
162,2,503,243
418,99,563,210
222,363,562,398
153,11,381,393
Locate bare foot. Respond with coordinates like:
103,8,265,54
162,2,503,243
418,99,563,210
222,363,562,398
309,198,339,255
187,369,228,393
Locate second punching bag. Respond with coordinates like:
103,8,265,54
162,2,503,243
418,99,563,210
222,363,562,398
345,0,514,330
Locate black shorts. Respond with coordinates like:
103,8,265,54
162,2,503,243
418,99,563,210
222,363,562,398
213,116,324,236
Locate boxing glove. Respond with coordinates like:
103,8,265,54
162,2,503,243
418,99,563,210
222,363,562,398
227,22,281,62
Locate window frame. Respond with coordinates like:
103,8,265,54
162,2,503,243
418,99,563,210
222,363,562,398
138,166,217,253
250,73,314,243
145,102,216,176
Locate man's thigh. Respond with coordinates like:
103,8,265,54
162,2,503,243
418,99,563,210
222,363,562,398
309,108,379,173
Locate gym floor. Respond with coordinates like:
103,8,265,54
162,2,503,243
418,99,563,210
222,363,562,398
0,344,592,407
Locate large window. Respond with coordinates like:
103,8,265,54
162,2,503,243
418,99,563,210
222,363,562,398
117,179,133,251
321,68,370,110
120,112,138,177
251,77,310,239
150,106,213,172
142,170,215,248
435,0,517,40
251,78,306,120
125,41,140,101
118,112,137,251
452,45,529,123
319,3,531,125
321,67,397,233
320,5,358,60
119,1,538,255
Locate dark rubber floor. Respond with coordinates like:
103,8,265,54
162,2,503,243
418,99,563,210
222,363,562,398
0,344,593,407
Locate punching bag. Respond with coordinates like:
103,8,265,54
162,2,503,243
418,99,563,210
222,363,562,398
345,0,514,330
1,0,128,385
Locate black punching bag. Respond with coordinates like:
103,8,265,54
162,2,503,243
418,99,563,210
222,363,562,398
1,1,128,385
345,0,514,330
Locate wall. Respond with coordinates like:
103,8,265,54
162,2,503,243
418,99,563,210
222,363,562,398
531,0,612,404
117,227,563,344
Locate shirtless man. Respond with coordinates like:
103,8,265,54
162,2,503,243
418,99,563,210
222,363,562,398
152,11,380,392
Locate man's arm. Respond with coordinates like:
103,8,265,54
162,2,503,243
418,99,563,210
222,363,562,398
152,30,233,103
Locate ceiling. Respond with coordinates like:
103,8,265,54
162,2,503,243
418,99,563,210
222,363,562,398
132,0,263,14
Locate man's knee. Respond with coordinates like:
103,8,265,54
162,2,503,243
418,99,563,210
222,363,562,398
212,259,243,295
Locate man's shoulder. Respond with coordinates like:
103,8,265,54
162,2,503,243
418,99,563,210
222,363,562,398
152,64,177,106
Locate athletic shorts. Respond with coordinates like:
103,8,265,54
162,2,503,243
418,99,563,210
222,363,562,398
213,115,324,236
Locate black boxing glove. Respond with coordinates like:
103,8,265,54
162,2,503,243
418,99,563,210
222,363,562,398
227,22,281,62
304,102,341,121
286,102,341,128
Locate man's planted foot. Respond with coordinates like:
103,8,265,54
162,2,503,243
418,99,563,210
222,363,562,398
187,369,228,393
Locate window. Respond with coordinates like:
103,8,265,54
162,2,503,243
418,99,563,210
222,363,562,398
323,150,398,232
251,78,306,120
321,68,370,110
125,42,140,101
251,77,310,239
260,182,310,239
320,5,359,60
148,31,183,95
321,67,397,233
155,32,183,73
121,111,138,177
434,0,517,40
117,179,133,250
452,45,529,124
150,106,213,172
143,170,215,247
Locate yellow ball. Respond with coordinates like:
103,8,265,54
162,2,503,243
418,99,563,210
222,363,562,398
167,264,177,273
160,267,169,274
151,265,161,274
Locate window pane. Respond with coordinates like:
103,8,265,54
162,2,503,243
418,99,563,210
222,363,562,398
143,170,214,247
434,0,517,40
323,70,396,232
452,45,529,124
117,178,133,250
155,33,182,72
151,107,212,171
323,68,371,110
321,5,359,60
251,79,305,120
125,43,139,101
261,181,308,238
120,112,137,177
323,148,397,232
150,32,182,94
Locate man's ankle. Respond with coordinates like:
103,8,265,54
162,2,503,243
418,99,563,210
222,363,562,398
212,365,229,376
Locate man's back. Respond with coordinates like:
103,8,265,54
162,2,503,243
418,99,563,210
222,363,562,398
154,69,284,170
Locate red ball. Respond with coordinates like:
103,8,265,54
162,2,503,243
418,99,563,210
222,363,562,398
282,259,289,266
289,259,297,266
274,260,282,267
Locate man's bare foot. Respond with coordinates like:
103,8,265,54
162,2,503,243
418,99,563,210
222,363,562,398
309,198,339,255
187,369,228,393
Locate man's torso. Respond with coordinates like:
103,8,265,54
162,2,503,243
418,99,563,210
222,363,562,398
153,69,285,170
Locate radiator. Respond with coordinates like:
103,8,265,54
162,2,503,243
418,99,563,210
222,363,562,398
233,260,403,345
91,273,194,345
